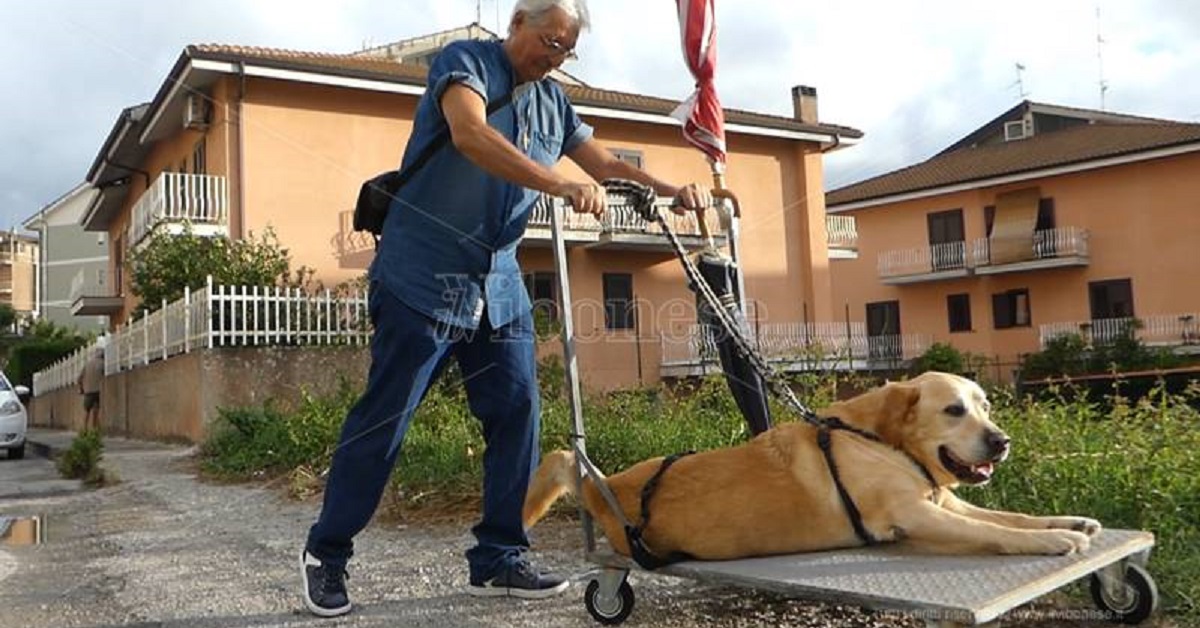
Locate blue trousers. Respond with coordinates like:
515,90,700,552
306,282,540,582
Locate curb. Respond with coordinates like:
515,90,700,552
26,439,59,461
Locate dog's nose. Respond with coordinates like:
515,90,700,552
987,431,1011,456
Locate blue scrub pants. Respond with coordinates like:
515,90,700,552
306,282,540,582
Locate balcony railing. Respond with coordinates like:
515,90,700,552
878,227,1090,282
826,215,858,253
70,268,122,315
130,172,229,246
661,322,930,368
1040,313,1200,349
525,195,726,245
878,241,968,278
70,268,116,302
972,227,1089,270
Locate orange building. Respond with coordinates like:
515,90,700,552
827,101,1200,381
76,29,863,389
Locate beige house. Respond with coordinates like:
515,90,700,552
76,27,866,390
827,101,1200,380
0,231,39,323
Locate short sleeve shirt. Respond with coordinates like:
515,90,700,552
371,39,594,330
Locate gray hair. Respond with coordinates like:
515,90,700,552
511,0,591,31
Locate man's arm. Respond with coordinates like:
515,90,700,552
567,139,711,212
441,84,605,216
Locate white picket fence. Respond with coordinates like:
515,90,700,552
32,276,369,396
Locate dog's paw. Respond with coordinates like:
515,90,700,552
1046,516,1103,537
1037,529,1092,555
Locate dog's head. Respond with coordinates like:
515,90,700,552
829,372,1010,487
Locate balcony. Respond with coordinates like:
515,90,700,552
877,227,1089,284
660,322,930,377
129,173,229,247
826,214,858,259
331,210,377,269
972,227,1089,275
878,241,970,284
523,195,726,251
70,268,122,316
1040,313,1200,351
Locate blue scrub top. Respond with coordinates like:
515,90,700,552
371,39,594,330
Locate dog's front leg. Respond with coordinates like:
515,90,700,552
937,492,1102,537
896,501,1092,556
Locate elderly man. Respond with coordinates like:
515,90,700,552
300,0,712,617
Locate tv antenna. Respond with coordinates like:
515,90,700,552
1096,5,1109,110
1013,63,1029,99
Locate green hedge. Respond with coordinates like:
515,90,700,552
6,337,88,388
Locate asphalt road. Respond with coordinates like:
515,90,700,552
0,436,1176,628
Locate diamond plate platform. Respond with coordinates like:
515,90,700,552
591,529,1153,625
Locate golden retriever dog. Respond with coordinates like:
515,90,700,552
523,372,1101,561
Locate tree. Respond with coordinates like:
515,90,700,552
127,225,303,315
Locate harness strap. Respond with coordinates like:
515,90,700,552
625,452,696,570
817,426,880,546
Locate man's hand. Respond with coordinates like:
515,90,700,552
554,181,607,217
669,182,713,215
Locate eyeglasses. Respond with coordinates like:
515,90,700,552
539,34,578,61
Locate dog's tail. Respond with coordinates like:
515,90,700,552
523,449,590,529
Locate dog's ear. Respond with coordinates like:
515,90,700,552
831,380,920,433
880,381,921,424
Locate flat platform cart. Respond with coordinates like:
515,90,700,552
546,191,1160,627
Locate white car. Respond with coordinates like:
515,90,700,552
0,371,29,460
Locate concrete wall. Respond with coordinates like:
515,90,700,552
29,346,370,443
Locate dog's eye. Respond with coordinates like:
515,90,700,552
945,404,967,417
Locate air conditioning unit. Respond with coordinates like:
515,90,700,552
183,94,211,130
1003,119,1032,141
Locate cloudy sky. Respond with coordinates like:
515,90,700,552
3,0,1199,231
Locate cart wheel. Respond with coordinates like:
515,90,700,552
1089,563,1158,624
584,578,635,625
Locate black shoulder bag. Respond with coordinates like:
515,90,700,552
353,93,514,236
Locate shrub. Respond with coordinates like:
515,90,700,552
965,383,1200,615
57,429,105,485
911,342,965,375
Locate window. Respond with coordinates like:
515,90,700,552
992,289,1031,329
947,293,972,333
192,138,207,175
926,209,965,270
866,300,901,360
603,273,635,331
1089,279,1134,319
523,271,559,321
611,148,644,169
984,205,995,237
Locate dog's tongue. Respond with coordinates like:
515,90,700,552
973,462,995,478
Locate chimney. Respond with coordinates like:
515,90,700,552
791,85,818,124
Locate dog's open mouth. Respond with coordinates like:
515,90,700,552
938,446,995,484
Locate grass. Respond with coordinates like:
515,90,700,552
199,365,1199,618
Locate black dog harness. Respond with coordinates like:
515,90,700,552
624,451,697,570
816,416,940,545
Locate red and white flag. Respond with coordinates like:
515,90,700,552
671,0,727,170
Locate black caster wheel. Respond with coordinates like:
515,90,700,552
584,578,635,625
1089,563,1158,624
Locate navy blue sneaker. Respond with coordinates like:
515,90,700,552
300,550,351,617
467,558,569,599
